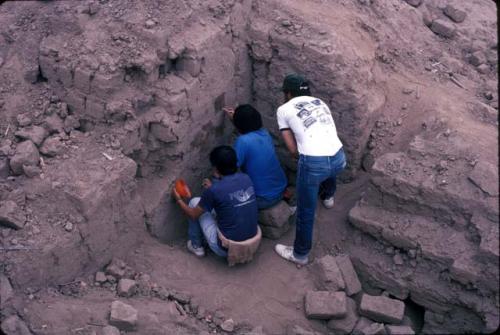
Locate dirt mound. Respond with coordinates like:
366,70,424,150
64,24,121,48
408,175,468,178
0,0,497,334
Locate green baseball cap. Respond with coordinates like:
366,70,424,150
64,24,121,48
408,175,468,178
282,73,309,92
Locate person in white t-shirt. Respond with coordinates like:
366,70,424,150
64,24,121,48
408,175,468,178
274,73,346,265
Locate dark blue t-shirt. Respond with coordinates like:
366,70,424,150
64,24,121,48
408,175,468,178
199,172,258,241
234,129,287,201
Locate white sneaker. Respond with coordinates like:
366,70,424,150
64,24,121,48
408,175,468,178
187,240,205,257
274,244,308,265
322,197,335,209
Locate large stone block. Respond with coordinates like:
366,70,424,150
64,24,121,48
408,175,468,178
109,301,138,331
335,254,362,296
0,201,26,229
359,294,405,324
385,325,415,335
117,279,137,297
304,291,347,320
327,297,359,334
314,255,345,291
430,20,456,38
352,317,385,335
259,201,293,239
259,223,291,240
74,66,93,94
14,126,47,147
443,4,466,23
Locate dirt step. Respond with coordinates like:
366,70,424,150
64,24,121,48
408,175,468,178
348,204,495,291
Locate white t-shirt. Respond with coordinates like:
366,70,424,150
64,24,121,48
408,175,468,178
277,96,343,156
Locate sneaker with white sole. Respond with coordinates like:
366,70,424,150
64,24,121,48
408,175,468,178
322,196,335,209
187,240,205,257
274,244,308,265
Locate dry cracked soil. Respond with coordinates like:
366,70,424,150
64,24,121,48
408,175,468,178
0,0,498,334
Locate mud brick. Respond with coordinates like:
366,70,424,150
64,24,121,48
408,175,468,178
74,66,93,94
15,126,48,147
443,4,466,23
327,297,359,334
39,55,57,82
430,20,455,38
9,141,39,175
1,315,32,335
57,63,73,87
117,279,137,297
352,317,385,335
314,255,345,291
95,271,107,283
304,291,347,320
91,70,123,97
258,201,293,228
64,91,86,114
109,301,138,331
359,294,405,324
385,325,415,335
85,97,106,120
335,254,362,296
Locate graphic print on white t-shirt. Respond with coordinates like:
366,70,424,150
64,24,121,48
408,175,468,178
294,99,333,130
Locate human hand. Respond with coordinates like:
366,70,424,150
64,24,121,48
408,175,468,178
202,178,212,189
172,184,192,202
172,187,182,202
222,106,235,120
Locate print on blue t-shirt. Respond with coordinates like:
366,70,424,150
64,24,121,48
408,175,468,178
199,172,258,242
234,129,287,201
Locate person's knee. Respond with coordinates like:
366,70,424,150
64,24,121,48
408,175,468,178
188,197,201,208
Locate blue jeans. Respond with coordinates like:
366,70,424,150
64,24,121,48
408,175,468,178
294,148,346,258
187,197,228,257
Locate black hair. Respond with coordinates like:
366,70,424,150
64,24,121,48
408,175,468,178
209,145,238,176
233,104,263,134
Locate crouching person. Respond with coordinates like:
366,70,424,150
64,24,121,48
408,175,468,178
172,145,262,266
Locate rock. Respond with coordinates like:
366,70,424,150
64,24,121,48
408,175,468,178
101,325,120,335
40,136,63,157
304,291,347,320
258,201,293,239
477,64,489,74
404,0,422,7
393,254,404,265
335,254,362,296
64,115,80,133
117,279,137,297
0,201,26,229
95,271,107,283
22,165,41,178
327,297,359,334
422,10,433,27
9,141,39,175
362,153,375,172
359,294,405,324
314,255,345,291
385,325,415,335
0,158,9,179
106,259,126,279
16,114,32,127
430,20,455,38
170,290,190,304
468,161,499,196
14,126,47,146
0,315,32,335
43,115,65,134
109,301,138,331
64,222,73,231
469,51,486,67
443,4,466,23
145,19,155,28
0,275,14,304
221,318,235,332
281,20,292,27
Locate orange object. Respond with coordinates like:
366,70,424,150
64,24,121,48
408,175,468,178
175,179,190,198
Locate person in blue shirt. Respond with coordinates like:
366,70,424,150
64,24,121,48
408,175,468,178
172,145,259,257
224,104,288,210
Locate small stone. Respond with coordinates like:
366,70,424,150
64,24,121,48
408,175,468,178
401,103,408,110
385,247,395,255
484,91,493,100
281,19,292,27
15,126,47,147
64,222,73,231
16,114,32,127
304,291,347,320
408,249,417,259
117,279,137,297
145,19,155,28
477,64,489,74
109,301,138,331
44,114,65,134
404,0,422,7
102,325,120,335
95,271,107,283
170,290,191,304
443,4,466,23
63,115,80,133
23,165,41,178
40,136,63,157
402,88,413,95
393,254,404,265
221,318,235,332
469,51,486,67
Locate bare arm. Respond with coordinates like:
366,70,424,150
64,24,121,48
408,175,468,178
172,188,204,220
281,129,298,158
